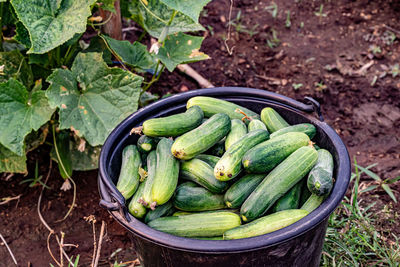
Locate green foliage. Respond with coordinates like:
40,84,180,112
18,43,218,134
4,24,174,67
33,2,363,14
0,0,209,175
0,143,27,173
11,0,96,54
156,32,209,71
128,0,204,38
101,35,157,71
0,79,54,156
159,0,211,22
322,159,400,266
46,52,143,146
0,50,33,87
19,160,49,188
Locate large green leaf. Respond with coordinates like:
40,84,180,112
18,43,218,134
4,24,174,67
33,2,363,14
0,50,33,88
101,35,157,72
156,32,209,71
159,0,211,22
11,0,96,54
128,0,204,38
0,79,54,156
0,143,27,173
46,52,143,147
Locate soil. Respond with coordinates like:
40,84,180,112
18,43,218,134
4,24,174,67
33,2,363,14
1,0,399,266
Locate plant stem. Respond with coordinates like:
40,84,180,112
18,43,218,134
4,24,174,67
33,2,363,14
140,61,164,95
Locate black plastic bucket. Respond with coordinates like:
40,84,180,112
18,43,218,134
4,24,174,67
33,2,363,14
98,87,351,267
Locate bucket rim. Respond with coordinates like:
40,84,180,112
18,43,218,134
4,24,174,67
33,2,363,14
98,87,351,253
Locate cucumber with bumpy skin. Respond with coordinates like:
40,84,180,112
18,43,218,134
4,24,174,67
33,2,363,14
224,174,265,208
116,145,141,199
151,138,179,207
225,119,247,150
148,211,241,237
142,106,204,137
128,182,147,219
171,113,231,160
271,180,303,213
307,149,334,196
174,182,227,211
141,150,156,207
242,132,310,174
181,158,229,193
144,200,175,223
195,154,220,168
241,146,318,222
248,119,268,132
215,129,270,181
270,123,316,139
187,96,259,123
261,107,290,133
224,209,308,240
137,135,159,153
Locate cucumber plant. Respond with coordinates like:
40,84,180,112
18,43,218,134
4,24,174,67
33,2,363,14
0,0,211,177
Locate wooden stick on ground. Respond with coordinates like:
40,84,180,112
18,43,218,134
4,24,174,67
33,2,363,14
177,64,215,88
0,232,18,266
93,221,106,267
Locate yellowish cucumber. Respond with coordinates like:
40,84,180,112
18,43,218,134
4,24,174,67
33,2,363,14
224,209,308,239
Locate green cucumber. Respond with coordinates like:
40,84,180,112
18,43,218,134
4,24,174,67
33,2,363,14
148,211,241,237
299,179,312,206
144,200,175,223
224,209,308,240
307,149,334,196
187,96,260,123
248,119,268,132
270,123,316,139
215,129,270,181
151,138,180,207
142,106,204,137
181,158,229,193
241,146,318,222
206,139,225,157
301,194,325,213
194,154,220,168
172,211,193,216
128,182,147,219
260,107,290,133
173,209,239,216
242,132,310,174
224,174,265,208
171,113,231,160
174,182,227,211
116,145,141,199
271,180,303,213
141,150,156,207
313,144,321,150
225,119,247,150
137,135,159,153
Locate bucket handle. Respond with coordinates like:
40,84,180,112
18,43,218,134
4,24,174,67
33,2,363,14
99,183,132,222
303,97,324,122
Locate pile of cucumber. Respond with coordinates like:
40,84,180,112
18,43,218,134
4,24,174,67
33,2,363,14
116,96,334,240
